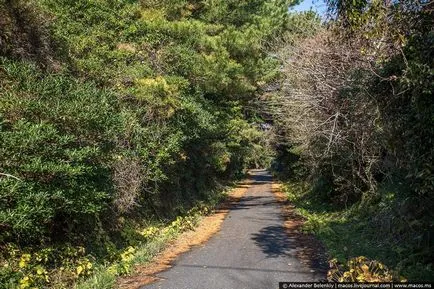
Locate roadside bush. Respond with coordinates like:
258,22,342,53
328,257,395,282
0,58,120,244
271,1,433,280
1,0,287,286
0,0,61,69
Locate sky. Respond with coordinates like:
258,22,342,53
289,0,328,15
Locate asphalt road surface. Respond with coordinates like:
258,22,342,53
142,169,324,289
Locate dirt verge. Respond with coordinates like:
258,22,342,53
271,182,328,274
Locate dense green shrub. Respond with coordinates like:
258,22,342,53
1,0,285,286
0,59,121,244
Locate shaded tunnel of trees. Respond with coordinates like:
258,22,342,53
0,0,432,287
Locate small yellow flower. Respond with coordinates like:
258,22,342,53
19,276,31,289
36,268,44,275
76,265,84,275
19,254,31,268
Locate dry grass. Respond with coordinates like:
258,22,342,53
116,179,252,289
116,43,137,53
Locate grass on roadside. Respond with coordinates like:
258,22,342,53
282,181,434,282
76,233,173,289
0,183,233,289
75,184,233,289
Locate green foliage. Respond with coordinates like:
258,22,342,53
283,11,322,44
269,0,434,281
0,0,286,287
0,245,95,289
0,59,119,243
272,0,433,281
281,181,434,281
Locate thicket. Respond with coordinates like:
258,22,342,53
271,0,433,280
0,0,284,287
2,0,432,285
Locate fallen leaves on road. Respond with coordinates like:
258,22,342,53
271,182,328,273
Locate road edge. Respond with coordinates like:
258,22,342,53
271,181,329,278
116,178,252,289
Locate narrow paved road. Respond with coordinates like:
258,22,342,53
142,170,324,289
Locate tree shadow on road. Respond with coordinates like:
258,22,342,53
250,183,329,276
251,225,295,258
